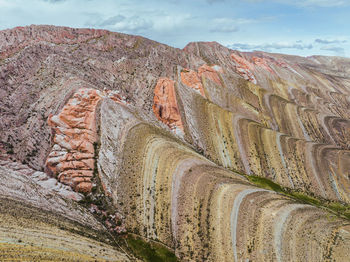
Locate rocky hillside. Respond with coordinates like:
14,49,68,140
1,25,350,261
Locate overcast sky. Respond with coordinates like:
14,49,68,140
1,0,349,57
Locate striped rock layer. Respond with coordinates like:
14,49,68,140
0,161,129,261
1,25,350,261
46,88,126,193
98,99,350,261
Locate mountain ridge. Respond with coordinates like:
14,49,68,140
1,25,350,261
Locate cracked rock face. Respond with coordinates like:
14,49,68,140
46,88,102,193
152,77,184,134
1,25,350,261
46,87,126,193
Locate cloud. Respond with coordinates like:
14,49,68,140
315,38,347,44
298,0,347,7
210,17,255,33
87,14,153,33
99,15,125,27
152,13,193,32
228,41,313,51
42,0,66,2
0,0,349,57
244,0,349,7
320,46,345,55
210,19,238,33
206,0,225,3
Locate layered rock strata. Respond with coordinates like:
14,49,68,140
98,99,350,261
46,88,126,193
46,88,102,193
0,164,129,261
1,25,350,261
0,159,82,201
231,53,257,84
152,77,184,134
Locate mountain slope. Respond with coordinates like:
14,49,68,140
1,25,350,261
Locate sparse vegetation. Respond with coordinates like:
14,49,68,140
239,173,350,221
247,175,284,193
125,234,178,262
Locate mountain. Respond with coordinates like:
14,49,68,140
1,25,350,261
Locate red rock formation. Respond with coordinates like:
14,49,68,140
230,53,257,84
153,78,184,134
252,56,275,74
198,64,223,86
105,90,128,104
45,86,127,193
232,54,298,79
180,69,206,97
46,88,102,193
2,26,350,261
253,54,301,76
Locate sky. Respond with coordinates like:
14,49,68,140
0,0,349,57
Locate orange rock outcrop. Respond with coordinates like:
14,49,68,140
198,64,223,86
180,69,206,97
152,78,184,134
45,87,127,193
46,88,102,193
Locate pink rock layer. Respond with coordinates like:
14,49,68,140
0,159,82,201
198,64,223,87
180,69,206,97
0,25,109,59
180,64,224,97
231,53,301,84
231,53,257,84
46,88,102,193
252,56,275,74
153,78,184,133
